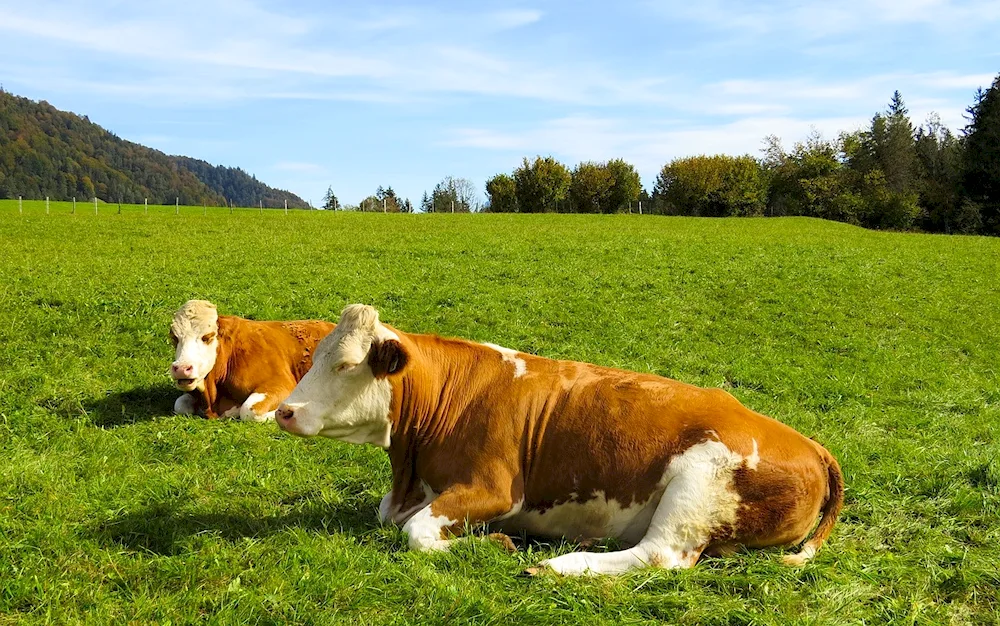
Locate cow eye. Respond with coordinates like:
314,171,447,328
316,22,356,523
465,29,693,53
201,333,216,344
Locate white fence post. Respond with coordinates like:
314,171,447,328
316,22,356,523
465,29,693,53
46,197,49,214
176,197,179,215
145,198,148,214
72,197,76,214
94,197,98,215
284,199,288,215
18,196,22,214
259,200,263,214
639,201,642,215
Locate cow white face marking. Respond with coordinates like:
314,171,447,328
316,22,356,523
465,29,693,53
169,300,219,392
483,343,527,379
277,304,401,447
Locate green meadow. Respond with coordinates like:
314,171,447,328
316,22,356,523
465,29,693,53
1,200,998,624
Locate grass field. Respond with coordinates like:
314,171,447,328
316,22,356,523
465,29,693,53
1,200,999,624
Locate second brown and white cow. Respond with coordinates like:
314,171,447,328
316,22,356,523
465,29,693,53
169,300,335,421
275,304,843,575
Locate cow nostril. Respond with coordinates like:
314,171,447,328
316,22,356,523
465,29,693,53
276,406,294,421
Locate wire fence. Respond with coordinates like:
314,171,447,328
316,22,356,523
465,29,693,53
0,196,305,216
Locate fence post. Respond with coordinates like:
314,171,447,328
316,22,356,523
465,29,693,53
203,203,206,216
73,197,76,214
639,201,642,215
229,199,233,215
145,198,148,214
18,196,22,214
259,200,263,214
46,197,49,214
176,197,179,215
94,197,98,215
284,199,288,215
118,198,122,215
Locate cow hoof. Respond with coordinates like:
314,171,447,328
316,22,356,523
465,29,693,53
522,566,548,577
487,532,518,553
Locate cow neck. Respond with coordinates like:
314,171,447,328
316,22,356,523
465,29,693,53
386,334,477,471
212,315,236,383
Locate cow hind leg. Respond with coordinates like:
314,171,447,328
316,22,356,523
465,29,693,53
536,443,741,576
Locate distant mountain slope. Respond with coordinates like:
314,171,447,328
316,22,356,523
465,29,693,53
0,90,308,207
169,156,309,209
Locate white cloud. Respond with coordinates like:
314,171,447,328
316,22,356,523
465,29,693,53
488,9,543,29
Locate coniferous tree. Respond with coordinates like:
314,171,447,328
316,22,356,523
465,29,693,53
322,186,339,210
963,74,1000,234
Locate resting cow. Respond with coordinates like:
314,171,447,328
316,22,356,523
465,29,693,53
169,300,335,422
275,304,843,575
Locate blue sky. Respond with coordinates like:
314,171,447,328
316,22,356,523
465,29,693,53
2,0,998,207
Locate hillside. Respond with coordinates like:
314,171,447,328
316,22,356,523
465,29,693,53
0,90,308,207
169,156,309,209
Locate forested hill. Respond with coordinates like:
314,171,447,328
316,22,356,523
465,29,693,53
168,156,309,209
0,91,308,207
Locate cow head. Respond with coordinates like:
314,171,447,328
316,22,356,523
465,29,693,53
169,300,220,392
276,304,408,447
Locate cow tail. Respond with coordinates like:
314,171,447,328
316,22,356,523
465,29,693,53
782,448,844,566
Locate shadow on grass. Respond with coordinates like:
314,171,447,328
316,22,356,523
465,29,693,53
82,383,179,428
91,495,380,556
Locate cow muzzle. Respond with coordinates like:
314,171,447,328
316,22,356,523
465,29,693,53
275,402,318,436
170,363,200,390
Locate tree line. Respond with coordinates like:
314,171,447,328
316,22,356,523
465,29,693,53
330,73,1000,236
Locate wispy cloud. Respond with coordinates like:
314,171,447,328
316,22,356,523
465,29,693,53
446,114,869,178
488,9,543,29
1,0,993,204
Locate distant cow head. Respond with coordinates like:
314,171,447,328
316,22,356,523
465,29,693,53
169,300,220,392
276,304,408,446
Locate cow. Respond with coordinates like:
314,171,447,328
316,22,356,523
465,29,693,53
169,300,335,422
274,304,844,576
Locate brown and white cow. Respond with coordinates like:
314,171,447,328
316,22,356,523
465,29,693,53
169,300,335,422
275,304,843,575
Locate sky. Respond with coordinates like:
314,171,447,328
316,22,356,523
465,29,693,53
1,0,998,208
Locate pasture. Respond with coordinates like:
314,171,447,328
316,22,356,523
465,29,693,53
1,201,998,624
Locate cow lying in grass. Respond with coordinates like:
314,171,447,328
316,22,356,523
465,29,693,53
275,304,844,575
169,300,335,422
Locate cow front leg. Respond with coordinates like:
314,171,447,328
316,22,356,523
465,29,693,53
173,393,198,415
378,492,394,524
402,486,515,552
239,387,290,422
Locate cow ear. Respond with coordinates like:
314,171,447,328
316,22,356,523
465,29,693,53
368,339,409,379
